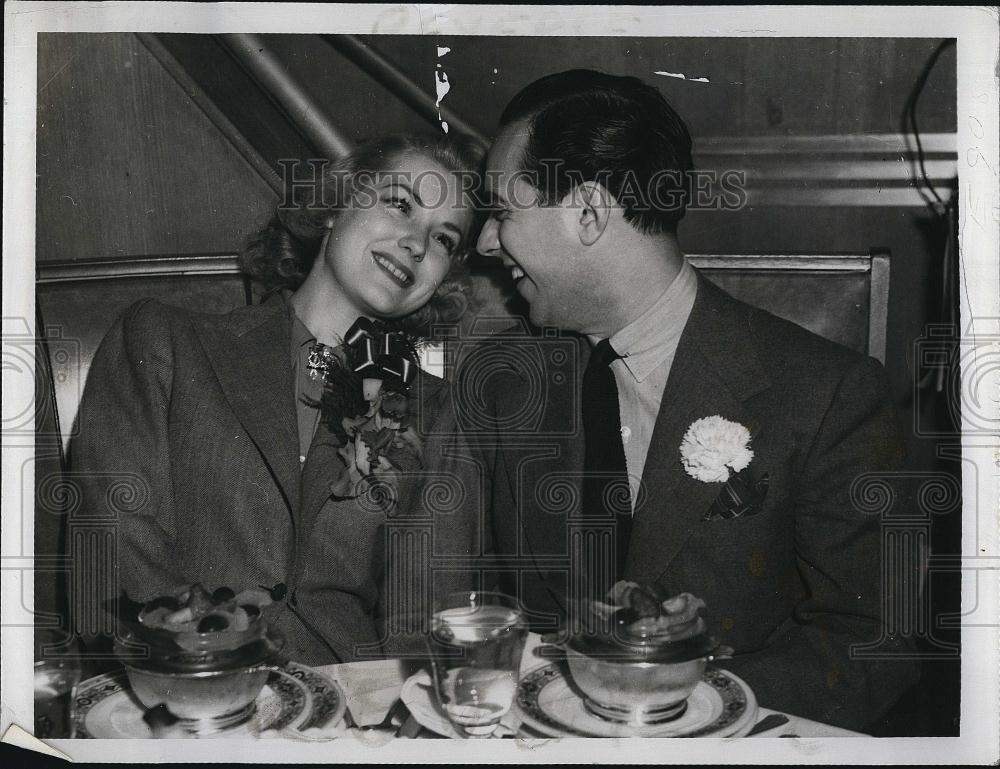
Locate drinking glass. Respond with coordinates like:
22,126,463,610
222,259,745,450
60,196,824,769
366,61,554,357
427,591,527,737
34,656,82,738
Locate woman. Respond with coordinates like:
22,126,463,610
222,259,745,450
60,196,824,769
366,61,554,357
71,133,485,665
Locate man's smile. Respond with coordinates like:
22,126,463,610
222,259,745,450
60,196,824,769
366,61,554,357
503,257,526,282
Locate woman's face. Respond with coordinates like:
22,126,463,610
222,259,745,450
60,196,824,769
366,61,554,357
319,152,473,320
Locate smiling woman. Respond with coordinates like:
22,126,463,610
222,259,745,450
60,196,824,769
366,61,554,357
70,132,488,667
241,133,483,342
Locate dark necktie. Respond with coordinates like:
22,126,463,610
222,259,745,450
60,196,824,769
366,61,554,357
581,339,633,588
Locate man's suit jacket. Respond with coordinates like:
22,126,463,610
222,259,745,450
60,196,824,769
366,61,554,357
474,276,920,732
70,295,482,665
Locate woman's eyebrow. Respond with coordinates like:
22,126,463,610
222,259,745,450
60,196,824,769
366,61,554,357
439,221,463,237
381,177,466,234
381,179,424,208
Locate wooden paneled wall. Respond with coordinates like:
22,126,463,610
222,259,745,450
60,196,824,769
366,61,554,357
37,33,278,264
357,36,955,138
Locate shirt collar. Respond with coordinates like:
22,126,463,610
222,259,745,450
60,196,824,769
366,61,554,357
597,258,699,383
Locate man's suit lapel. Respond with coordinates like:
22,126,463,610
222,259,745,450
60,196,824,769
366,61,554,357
624,276,771,584
196,299,301,517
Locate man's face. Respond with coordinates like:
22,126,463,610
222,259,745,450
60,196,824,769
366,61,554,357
476,122,596,331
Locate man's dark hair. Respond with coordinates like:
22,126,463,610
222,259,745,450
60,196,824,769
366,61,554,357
500,69,694,234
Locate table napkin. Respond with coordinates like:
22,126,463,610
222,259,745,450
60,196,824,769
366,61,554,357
324,658,410,727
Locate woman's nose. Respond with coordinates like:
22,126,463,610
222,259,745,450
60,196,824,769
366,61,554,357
398,229,426,261
477,217,500,257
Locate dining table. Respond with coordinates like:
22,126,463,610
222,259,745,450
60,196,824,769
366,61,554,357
308,633,863,740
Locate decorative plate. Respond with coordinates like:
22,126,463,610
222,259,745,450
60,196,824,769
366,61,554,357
72,662,345,739
514,664,758,738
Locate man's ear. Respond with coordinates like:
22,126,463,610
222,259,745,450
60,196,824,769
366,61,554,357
570,182,615,247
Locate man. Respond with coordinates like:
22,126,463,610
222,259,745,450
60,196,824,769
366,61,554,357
467,69,919,732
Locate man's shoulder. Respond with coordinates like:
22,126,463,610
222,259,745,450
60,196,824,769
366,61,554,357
453,321,585,385
448,321,586,431
414,366,450,413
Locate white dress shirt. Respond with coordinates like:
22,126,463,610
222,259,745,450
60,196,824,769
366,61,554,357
589,258,699,512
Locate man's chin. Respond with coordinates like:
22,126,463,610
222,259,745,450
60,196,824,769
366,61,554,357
521,288,565,331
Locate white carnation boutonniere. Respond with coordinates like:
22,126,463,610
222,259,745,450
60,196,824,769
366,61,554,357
680,416,770,520
679,415,755,483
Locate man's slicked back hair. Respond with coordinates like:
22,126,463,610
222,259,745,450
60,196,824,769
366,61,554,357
499,69,694,234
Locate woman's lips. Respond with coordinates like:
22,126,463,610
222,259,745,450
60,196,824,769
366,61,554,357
372,251,415,287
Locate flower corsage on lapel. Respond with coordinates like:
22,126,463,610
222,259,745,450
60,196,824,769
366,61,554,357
314,318,424,511
678,415,769,521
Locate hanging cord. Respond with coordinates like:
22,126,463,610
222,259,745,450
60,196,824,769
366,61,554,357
933,190,958,393
904,40,959,393
902,39,955,212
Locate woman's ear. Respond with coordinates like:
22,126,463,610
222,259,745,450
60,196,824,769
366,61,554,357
318,217,335,258
572,182,614,247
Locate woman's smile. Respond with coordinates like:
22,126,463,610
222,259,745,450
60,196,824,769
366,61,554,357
371,250,416,288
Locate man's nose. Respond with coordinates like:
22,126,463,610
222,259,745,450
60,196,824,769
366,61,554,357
476,217,500,258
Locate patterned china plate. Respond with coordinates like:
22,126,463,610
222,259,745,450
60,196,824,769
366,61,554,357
72,662,345,739
515,663,758,738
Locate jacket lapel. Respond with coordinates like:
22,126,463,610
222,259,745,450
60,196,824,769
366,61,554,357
297,414,342,548
196,298,301,516
624,276,771,584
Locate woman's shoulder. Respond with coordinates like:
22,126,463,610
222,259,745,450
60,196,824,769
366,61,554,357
117,297,276,336
109,299,277,366
119,297,188,326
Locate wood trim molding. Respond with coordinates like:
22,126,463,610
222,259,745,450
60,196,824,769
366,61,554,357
694,132,957,208
324,35,489,149
37,254,242,283
219,33,354,160
687,254,873,272
697,133,956,155
38,252,880,282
